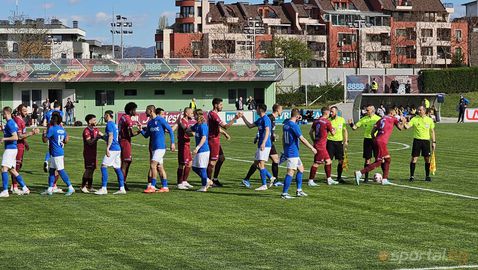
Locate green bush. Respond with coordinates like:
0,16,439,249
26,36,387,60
421,67,478,94
277,83,344,107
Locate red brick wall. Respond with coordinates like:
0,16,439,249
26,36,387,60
391,20,417,66
328,23,358,68
451,21,469,65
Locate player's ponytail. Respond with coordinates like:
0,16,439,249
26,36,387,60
195,109,204,124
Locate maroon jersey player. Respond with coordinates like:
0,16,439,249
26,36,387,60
207,98,239,187
308,107,336,185
176,107,195,190
81,114,104,193
118,102,141,190
354,106,405,185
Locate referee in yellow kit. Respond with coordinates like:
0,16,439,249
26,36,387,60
326,106,348,184
404,106,436,182
349,105,381,183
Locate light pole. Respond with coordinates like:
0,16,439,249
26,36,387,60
244,17,265,59
110,15,133,59
348,19,372,71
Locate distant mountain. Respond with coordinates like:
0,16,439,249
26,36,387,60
124,46,156,58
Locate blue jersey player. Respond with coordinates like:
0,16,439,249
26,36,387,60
0,107,30,197
42,102,64,173
240,104,274,191
41,113,75,196
189,109,212,192
95,110,126,195
281,108,317,199
141,105,175,193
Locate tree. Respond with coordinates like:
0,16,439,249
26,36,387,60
266,37,312,67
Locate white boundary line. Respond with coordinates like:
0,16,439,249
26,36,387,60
389,183,478,200
395,265,478,270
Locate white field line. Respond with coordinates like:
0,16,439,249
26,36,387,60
395,265,478,270
67,136,478,200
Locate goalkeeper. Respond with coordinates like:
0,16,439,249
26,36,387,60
403,106,436,182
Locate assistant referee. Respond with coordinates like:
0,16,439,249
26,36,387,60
404,106,436,182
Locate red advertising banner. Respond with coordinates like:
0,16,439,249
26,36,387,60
0,58,284,82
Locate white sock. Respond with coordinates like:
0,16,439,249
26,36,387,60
120,186,125,191
48,187,54,192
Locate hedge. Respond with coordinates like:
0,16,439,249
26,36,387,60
421,67,478,94
277,83,344,107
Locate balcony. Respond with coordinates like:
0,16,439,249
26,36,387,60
176,13,195,24
175,0,195,7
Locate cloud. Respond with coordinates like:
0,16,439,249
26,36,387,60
42,2,54,9
71,15,85,22
69,0,80,4
95,12,111,23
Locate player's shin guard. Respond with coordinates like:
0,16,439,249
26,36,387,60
183,166,191,182
161,179,168,188
192,167,203,185
200,168,208,187
259,169,268,186
410,162,416,177
15,175,25,188
101,167,108,188
244,164,257,180
361,160,382,175
337,161,343,179
48,169,56,188
296,172,303,190
272,162,279,179
114,168,124,188
58,170,72,187
283,174,293,194
2,172,9,191
309,165,318,181
177,167,183,184
325,164,332,178
383,158,391,179
151,178,157,187
425,162,431,177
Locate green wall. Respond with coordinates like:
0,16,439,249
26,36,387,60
0,83,14,109
66,81,276,122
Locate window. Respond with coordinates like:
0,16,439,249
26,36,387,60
182,24,193,33
437,28,451,41
12,42,18,52
182,89,194,95
156,41,163,51
421,47,433,56
155,90,165,95
421,29,433,38
124,89,137,96
455,47,462,57
455,30,462,41
228,89,236,104
212,40,235,54
437,46,451,59
21,90,30,106
396,46,416,58
396,28,416,40
32,90,42,106
61,53,67,59
339,51,356,64
366,34,382,43
366,52,381,61
95,90,115,106
338,33,356,45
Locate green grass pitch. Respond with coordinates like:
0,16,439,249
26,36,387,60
0,123,477,270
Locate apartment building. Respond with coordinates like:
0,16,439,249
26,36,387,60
464,1,478,66
0,18,100,59
156,0,468,68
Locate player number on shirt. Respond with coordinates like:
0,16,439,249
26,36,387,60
58,135,65,148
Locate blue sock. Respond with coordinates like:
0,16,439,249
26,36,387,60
48,168,56,187
161,179,168,188
101,167,108,188
265,170,272,179
151,178,157,187
200,168,208,187
296,171,303,190
15,175,25,188
44,152,50,162
283,174,293,194
259,169,268,186
192,167,205,186
58,170,71,187
2,172,8,191
114,168,124,188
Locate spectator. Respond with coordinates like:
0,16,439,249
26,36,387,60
235,97,244,111
246,96,256,111
405,80,411,94
31,103,39,127
377,104,385,117
42,98,50,120
423,98,430,109
189,98,197,110
370,78,379,93
65,98,75,126
457,95,469,123
391,80,399,94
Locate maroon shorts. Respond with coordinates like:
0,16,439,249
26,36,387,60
178,143,192,165
374,140,389,160
84,158,97,170
209,138,223,161
314,144,330,164
120,139,132,162
16,144,25,170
